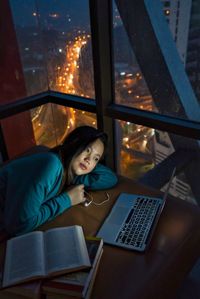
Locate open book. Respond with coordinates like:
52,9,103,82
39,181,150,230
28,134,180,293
1,226,91,288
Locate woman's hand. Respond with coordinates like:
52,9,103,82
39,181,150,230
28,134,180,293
66,184,85,206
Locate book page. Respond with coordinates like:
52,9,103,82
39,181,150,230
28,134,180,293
44,226,90,275
3,231,45,287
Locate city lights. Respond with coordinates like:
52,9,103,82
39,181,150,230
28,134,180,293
165,9,170,15
32,32,97,147
55,33,91,97
49,13,59,18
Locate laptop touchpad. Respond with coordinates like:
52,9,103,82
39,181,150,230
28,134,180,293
107,207,129,225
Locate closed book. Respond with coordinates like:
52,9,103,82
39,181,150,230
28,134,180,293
42,237,103,298
0,280,42,299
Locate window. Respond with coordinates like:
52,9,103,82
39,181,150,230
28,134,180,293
113,1,200,122
0,0,200,205
111,0,200,204
9,0,95,99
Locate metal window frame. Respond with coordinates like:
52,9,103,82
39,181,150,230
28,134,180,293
0,90,200,160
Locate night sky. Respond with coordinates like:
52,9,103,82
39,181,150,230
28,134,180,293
9,0,89,30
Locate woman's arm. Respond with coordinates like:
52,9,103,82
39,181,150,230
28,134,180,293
73,163,118,190
12,192,72,235
3,178,73,236
15,184,86,235
2,153,72,235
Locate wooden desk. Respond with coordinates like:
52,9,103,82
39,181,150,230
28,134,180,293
1,176,200,299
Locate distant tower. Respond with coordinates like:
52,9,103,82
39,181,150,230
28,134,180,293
185,0,200,103
161,0,192,65
153,0,198,204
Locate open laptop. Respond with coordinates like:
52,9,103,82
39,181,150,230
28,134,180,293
97,168,176,252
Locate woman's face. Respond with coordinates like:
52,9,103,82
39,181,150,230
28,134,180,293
71,138,104,176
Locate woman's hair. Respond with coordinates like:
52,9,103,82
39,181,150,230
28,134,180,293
52,126,108,185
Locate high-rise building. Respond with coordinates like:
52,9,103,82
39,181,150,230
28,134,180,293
154,0,199,204
186,0,200,103
161,0,192,65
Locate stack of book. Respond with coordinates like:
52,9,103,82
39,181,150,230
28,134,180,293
0,226,103,299
43,237,103,299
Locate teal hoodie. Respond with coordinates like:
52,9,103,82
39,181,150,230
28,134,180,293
0,152,118,235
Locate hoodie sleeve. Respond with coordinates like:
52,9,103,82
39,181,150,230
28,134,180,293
2,153,72,236
13,191,71,235
73,163,118,190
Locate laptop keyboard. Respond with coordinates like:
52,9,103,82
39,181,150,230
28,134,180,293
116,197,161,251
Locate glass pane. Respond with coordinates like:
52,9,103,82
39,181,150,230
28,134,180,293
115,120,154,179
116,119,200,205
7,0,95,100
113,1,200,121
9,0,48,98
32,104,97,148
36,0,95,98
113,3,156,113
162,0,200,108
1,103,97,159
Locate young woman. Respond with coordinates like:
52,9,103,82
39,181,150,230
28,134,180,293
0,126,118,236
